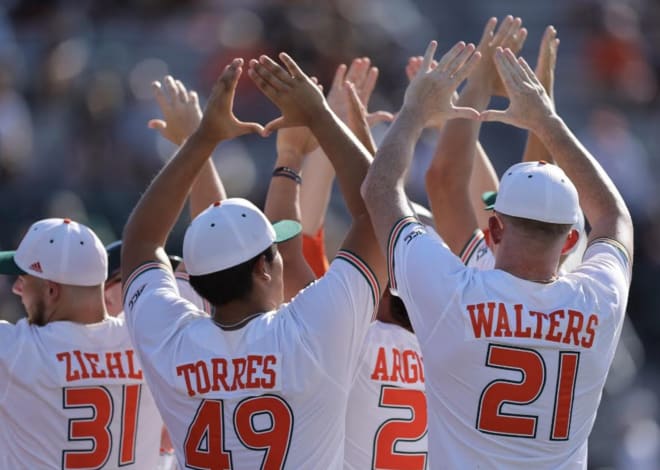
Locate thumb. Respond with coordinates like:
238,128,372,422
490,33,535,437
479,109,512,124
148,119,167,132
240,121,265,136
262,116,286,137
367,111,394,126
450,106,481,121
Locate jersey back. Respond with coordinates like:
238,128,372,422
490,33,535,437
0,316,161,469
389,218,631,469
344,321,427,470
122,252,378,469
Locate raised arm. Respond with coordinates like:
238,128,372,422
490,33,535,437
248,53,386,287
425,16,525,254
521,26,560,164
149,75,226,219
362,41,481,253
481,48,633,256
121,59,263,282
299,59,391,235
265,124,318,298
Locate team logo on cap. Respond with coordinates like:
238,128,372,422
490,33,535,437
28,261,43,273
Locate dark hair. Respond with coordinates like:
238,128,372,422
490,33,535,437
189,245,275,307
499,213,572,241
389,292,412,332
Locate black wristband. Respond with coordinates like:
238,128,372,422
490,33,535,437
272,166,302,184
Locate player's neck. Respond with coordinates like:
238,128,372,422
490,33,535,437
49,290,108,324
494,238,561,283
212,296,273,330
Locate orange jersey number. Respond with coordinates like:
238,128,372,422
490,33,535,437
477,344,580,440
184,394,293,470
373,386,428,470
62,384,141,468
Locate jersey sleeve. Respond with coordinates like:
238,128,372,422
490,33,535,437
175,272,213,315
460,229,495,270
122,262,197,351
571,238,632,323
286,249,380,385
303,227,330,278
388,216,470,346
0,321,17,397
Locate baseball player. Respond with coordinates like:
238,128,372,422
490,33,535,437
120,55,385,469
363,39,633,469
0,218,162,469
423,19,586,276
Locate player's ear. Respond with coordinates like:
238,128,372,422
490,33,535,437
45,280,60,302
488,215,504,245
560,228,580,255
253,254,271,282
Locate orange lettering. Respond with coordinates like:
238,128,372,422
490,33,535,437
494,303,513,337
581,314,598,348
84,353,107,379
57,352,80,382
211,358,231,391
468,303,494,338
246,355,262,388
125,350,143,379
231,358,247,391
262,355,276,389
73,350,90,379
563,310,584,345
176,363,197,397
529,311,545,339
389,348,402,382
371,347,389,381
106,352,126,379
545,310,565,342
513,304,532,338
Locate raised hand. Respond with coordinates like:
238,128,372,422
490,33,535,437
472,16,527,97
480,48,556,131
402,41,481,127
406,56,439,82
535,26,560,101
197,58,264,142
149,76,202,145
345,81,378,155
327,58,393,127
248,53,326,136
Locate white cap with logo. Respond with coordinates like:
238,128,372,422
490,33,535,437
0,218,108,286
183,198,302,276
494,161,580,225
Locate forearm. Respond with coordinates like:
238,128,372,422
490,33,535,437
189,158,227,219
363,108,422,251
522,131,554,164
308,107,373,218
300,147,335,234
123,132,217,269
537,116,633,250
469,142,499,229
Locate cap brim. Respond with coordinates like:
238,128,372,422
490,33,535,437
273,220,302,243
481,191,497,211
0,251,25,275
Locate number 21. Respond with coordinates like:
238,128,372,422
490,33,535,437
477,344,579,440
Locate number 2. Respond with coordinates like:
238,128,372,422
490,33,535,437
62,384,141,469
477,344,580,440
184,394,293,470
373,386,427,470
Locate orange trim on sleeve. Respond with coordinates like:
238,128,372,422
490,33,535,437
303,227,329,278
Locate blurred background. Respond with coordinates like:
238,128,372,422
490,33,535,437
0,0,658,467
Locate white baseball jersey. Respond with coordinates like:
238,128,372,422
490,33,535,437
344,320,427,470
0,315,161,469
174,272,213,315
388,217,631,469
122,250,379,469
460,229,495,270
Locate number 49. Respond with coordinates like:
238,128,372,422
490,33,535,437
477,344,579,440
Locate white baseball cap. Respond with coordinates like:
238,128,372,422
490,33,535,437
492,161,579,224
183,198,302,276
0,218,108,286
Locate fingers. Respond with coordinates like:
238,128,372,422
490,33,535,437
513,27,528,53
152,81,170,111
163,76,178,103
361,66,378,103
451,50,482,84
479,17,498,46
345,81,366,119
490,15,515,47
421,40,438,73
346,58,368,88
175,80,189,103
258,55,294,89
279,52,305,79
493,47,524,89
445,43,476,77
436,41,466,72
248,59,281,98
331,63,347,92
517,56,542,87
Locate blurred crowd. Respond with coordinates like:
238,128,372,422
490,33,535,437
0,0,659,467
